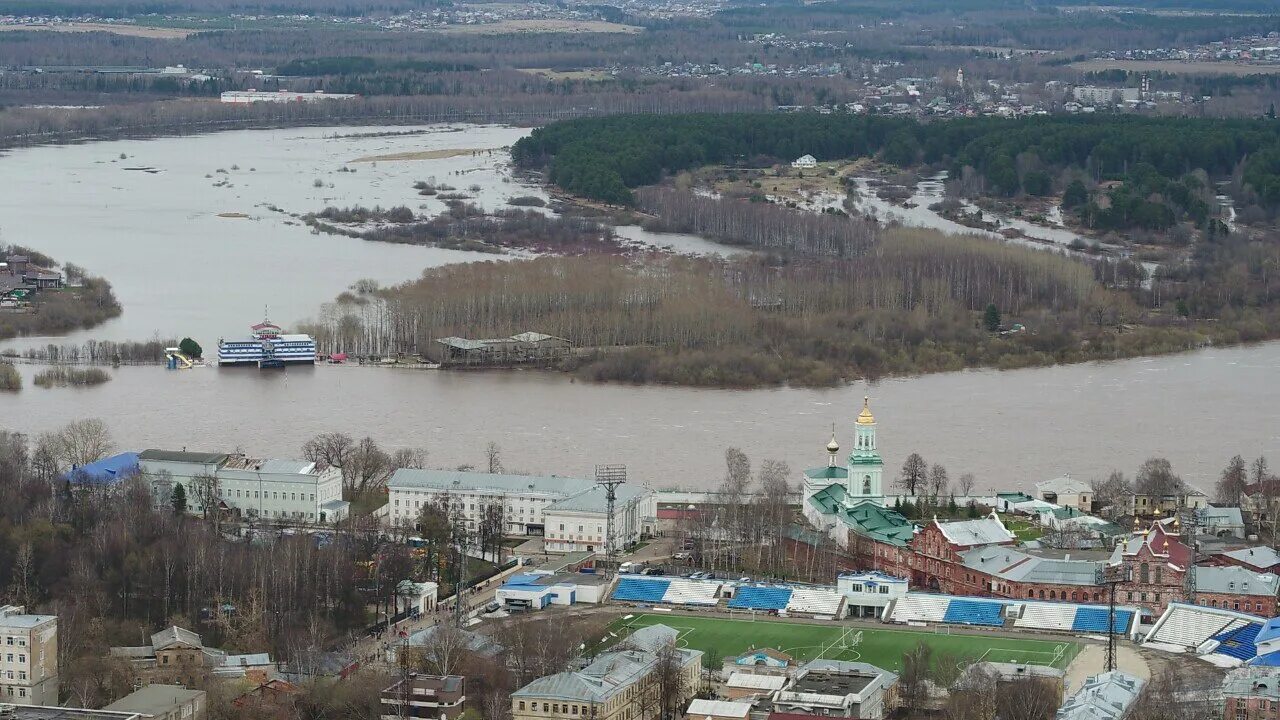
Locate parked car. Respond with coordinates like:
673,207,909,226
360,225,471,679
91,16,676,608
673,552,692,561
484,601,501,613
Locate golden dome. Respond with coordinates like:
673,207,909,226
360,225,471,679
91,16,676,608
856,396,875,425
827,432,840,453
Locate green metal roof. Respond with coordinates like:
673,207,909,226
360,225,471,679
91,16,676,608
807,484,914,547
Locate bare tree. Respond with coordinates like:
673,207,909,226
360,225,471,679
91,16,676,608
409,622,472,676
1092,470,1133,515
957,472,976,497
346,436,393,494
301,431,355,472
1217,455,1248,505
996,677,1061,720
899,453,927,496
929,464,949,500
485,442,503,474
51,418,113,467
1136,457,1183,500
899,643,933,712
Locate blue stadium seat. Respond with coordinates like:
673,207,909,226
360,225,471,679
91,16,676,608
728,586,794,610
942,599,1004,626
612,578,671,603
1072,607,1133,634
1214,623,1262,661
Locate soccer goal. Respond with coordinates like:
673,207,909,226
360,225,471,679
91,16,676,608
817,627,864,660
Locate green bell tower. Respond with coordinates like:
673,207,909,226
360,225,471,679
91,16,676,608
847,396,884,507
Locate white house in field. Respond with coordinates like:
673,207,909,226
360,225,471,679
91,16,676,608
791,154,818,169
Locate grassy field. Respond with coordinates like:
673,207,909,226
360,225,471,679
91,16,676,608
610,613,1079,673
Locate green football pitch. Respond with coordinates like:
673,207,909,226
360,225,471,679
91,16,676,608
609,613,1080,673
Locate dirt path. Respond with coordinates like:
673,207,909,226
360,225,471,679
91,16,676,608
1065,643,1150,692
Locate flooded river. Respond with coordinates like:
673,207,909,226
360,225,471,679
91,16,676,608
5,340,1280,492
1,124,1275,492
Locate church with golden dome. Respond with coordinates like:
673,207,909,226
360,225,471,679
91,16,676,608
802,396,887,510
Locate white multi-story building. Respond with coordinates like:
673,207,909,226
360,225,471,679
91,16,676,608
0,605,58,706
138,449,349,523
543,485,656,554
387,469,654,546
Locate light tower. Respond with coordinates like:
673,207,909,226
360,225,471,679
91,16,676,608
595,464,627,560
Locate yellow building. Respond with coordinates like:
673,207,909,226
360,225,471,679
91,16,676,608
511,625,701,720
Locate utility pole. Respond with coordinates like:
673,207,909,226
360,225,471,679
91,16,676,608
595,465,627,561
448,495,468,628
1178,508,1205,605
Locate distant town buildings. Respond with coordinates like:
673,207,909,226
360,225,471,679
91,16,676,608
220,90,357,104
0,605,58,706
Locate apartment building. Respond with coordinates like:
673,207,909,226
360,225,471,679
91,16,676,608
543,484,656,553
511,625,700,720
0,605,58,706
387,470,584,534
138,449,349,523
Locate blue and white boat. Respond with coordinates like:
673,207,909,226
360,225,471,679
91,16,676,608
218,319,316,369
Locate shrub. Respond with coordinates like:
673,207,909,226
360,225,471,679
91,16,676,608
0,362,20,391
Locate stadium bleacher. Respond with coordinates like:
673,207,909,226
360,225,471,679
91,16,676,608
1073,607,1134,634
729,586,793,611
1014,603,1077,632
1210,622,1263,663
886,594,952,624
612,577,671,603
943,598,1005,627
786,587,844,617
661,579,721,606
1144,604,1262,652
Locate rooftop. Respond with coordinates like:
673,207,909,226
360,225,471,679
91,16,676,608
389,469,594,497
6,707,139,720
1224,667,1280,699
545,484,649,515
1036,476,1093,495
1194,565,1279,597
138,449,228,465
64,452,139,485
1220,546,1280,570
935,512,1015,547
1055,671,1144,720
961,546,1101,586
726,673,787,691
104,685,204,716
687,700,753,719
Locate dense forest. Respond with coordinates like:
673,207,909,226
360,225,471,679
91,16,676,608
513,113,1280,225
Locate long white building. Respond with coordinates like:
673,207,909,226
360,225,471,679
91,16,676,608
387,469,655,548
0,606,58,706
138,449,349,523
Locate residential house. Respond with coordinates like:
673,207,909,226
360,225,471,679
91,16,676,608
1125,489,1210,519
771,660,898,720
1036,476,1093,513
109,626,273,687
1055,671,1143,720
1222,667,1280,720
1214,547,1280,574
380,674,466,720
0,605,58,706
791,155,817,169
510,625,701,720
104,685,206,720
231,679,301,720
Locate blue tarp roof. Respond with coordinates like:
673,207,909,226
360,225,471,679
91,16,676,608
1250,650,1280,667
1255,617,1280,646
64,452,139,484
